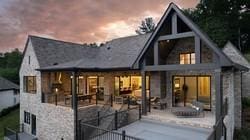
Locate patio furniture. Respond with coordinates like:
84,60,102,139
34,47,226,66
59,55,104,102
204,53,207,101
171,101,204,117
152,98,167,110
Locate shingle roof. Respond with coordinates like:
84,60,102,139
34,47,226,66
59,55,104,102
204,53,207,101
31,34,151,71
0,77,19,91
30,36,100,68
223,42,250,69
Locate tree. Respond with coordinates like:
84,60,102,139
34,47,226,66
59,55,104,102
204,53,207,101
183,0,250,53
0,48,22,84
136,17,156,35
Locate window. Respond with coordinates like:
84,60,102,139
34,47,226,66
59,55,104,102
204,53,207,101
23,76,37,93
24,111,30,124
180,53,195,64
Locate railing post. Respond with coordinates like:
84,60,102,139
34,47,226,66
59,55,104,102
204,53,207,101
139,105,142,120
115,111,118,130
55,94,57,106
213,125,216,140
122,130,126,140
16,131,18,140
96,94,98,105
110,94,113,107
78,120,81,140
128,96,130,109
97,111,100,126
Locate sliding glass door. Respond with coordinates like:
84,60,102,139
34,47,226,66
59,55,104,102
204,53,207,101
173,76,211,110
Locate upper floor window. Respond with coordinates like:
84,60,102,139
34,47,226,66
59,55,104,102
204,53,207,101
23,76,37,94
180,53,195,64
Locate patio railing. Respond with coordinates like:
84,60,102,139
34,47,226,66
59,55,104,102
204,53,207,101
4,124,24,140
79,106,142,140
41,92,113,108
207,98,228,140
80,123,142,140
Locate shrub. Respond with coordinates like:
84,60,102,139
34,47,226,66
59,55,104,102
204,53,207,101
0,104,19,117
234,128,250,140
242,97,250,109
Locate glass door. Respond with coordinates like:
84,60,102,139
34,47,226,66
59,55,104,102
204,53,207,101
173,76,211,110
185,77,197,106
198,77,211,110
173,77,184,107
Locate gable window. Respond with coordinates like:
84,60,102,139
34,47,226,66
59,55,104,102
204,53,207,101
23,76,37,93
24,111,30,124
180,53,195,64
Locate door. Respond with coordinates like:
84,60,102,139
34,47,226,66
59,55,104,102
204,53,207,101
173,77,185,107
31,114,36,135
173,76,211,110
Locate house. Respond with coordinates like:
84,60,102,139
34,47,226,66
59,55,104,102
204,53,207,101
18,3,249,140
0,77,19,111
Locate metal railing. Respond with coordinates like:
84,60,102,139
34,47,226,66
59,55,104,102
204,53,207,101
4,124,24,140
80,123,141,140
42,92,113,108
79,106,141,140
82,105,141,130
207,98,228,140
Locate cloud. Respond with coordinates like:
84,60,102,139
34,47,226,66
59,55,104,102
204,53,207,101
0,0,199,52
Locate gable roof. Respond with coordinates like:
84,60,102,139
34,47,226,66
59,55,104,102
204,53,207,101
223,41,250,69
33,34,151,71
29,36,99,68
0,77,19,91
133,2,233,68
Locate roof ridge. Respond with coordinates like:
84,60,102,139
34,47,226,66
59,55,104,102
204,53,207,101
111,33,150,41
29,35,88,47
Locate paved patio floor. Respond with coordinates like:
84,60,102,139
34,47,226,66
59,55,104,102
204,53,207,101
145,109,215,128
119,120,212,140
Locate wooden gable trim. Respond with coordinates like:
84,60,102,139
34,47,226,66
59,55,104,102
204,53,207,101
133,2,233,69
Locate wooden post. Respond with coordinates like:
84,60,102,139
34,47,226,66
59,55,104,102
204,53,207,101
72,71,78,140
195,35,201,64
154,42,159,65
141,71,147,115
172,13,177,34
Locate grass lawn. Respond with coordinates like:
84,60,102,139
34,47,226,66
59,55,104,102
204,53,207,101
0,108,19,140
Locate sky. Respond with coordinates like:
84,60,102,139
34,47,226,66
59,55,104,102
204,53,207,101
0,0,199,52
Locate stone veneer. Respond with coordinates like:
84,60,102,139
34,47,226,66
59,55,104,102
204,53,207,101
166,37,213,64
20,41,74,140
222,71,235,140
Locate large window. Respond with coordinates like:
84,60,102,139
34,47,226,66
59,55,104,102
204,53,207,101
173,76,211,110
180,53,195,64
114,76,150,97
23,76,37,93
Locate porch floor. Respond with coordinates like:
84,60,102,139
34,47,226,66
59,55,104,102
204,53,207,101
144,109,215,129
118,119,212,140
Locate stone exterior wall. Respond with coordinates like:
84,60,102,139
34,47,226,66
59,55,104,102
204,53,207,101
165,38,213,64
234,72,242,128
20,41,74,140
242,72,250,97
222,71,235,140
223,43,250,98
